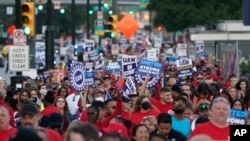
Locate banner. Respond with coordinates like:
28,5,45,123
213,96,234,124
122,55,137,77
228,110,247,125
84,72,95,88
137,59,163,77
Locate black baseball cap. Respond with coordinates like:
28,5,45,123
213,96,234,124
21,103,39,116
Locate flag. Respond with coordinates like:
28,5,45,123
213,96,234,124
104,90,112,101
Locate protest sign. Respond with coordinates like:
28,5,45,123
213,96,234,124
228,110,247,125
176,43,187,57
166,57,178,67
69,63,85,92
94,59,103,71
147,48,159,61
137,59,163,77
122,55,137,77
196,41,205,60
123,78,137,97
106,62,121,76
84,62,94,71
176,58,193,83
134,70,160,88
84,72,95,88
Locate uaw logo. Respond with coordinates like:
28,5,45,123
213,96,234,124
69,63,85,92
134,70,160,88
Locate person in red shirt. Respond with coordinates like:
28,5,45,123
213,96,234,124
41,91,62,117
82,92,123,131
150,87,173,114
188,96,230,141
0,103,17,141
20,103,63,141
130,95,160,126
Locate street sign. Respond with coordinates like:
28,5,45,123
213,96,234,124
13,29,26,45
54,1,61,10
9,45,29,71
97,11,103,19
94,20,104,35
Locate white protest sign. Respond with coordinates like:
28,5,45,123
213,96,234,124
147,48,159,61
176,43,187,57
154,37,161,48
122,55,137,77
9,45,29,71
195,41,204,54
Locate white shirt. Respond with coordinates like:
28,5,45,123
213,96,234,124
66,94,81,115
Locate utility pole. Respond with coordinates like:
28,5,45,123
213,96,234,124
112,0,118,14
15,0,22,76
45,0,55,70
86,0,90,39
71,0,76,45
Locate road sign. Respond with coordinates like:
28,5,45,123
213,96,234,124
95,20,104,35
97,11,103,19
13,29,26,45
9,45,29,71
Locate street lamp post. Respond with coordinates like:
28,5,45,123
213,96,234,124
45,0,55,70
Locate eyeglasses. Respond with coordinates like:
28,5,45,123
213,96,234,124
168,85,172,87
108,106,116,109
174,101,185,105
87,112,97,116
197,77,203,80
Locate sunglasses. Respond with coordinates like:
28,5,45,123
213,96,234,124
108,106,116,109
197,78,203,80
87,112,97,116
199,103,210,109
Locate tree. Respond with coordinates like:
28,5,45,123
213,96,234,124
147,0,242,31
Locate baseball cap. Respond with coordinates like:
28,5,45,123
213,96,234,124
109,86,117,91
21,103,39,116
198,103,210,111
28,97,42,107
102,123,128,137
171,84,182,93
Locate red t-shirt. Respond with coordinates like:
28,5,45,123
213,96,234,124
45,128,63,141
150,98,173,113
188,121,229,141
121,111,131,120
0,127,17,141
41,106,62,117
130,109,160,126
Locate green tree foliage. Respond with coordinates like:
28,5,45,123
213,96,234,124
147,0,242,31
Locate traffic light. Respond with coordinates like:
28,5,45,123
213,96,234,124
22,2,35,37
157,25,163,31
108,14,118,39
